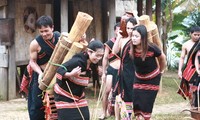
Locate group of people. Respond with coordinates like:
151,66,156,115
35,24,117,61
99,12,166,120
23,12,168,120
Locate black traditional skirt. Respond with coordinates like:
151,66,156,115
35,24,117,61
57,106,89,120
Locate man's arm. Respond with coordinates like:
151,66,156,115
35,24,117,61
112,32,122,55
195,50,200,75
178,44,187,79
29,39,43,75
101,46,109,82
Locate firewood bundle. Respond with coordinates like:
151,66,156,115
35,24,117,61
39,12,93,90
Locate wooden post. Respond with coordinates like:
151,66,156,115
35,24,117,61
101,0,108,42
93,0,103,40
156,0,161,31
8,0,16,100
0,46,8,100
146,0,152,20
0,5,8,101
137,0,143,16
108,0,116,39
61,0,68,32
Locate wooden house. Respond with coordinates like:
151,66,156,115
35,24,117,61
0,0,161,100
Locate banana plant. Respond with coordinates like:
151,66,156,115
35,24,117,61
161,0,200,69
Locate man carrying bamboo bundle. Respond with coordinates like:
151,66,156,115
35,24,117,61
28,15,60,120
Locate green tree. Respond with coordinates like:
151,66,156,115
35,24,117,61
161,0,200,69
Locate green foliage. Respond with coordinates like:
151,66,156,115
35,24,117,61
172,14,187,31
172,42,182,51
166,6,200,69
155,77,186,105
175,52,181,58
168,34,178,40
188,10,200,27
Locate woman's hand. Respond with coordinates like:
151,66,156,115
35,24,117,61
70,66,81,77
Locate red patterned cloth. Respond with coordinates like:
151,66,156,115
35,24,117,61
43,93,58,120
19,64,33,95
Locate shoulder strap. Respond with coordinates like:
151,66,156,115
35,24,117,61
187,40,200,63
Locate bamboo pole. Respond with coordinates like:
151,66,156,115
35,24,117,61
68,12,93,42
138,15,151,29
197,83,200,111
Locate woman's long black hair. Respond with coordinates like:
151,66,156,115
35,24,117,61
130,25,149,61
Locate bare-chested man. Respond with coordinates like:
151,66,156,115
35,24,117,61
99,22,121,120
178,26,200,106
28,15,60,120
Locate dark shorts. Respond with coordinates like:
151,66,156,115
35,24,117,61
107,65,118,88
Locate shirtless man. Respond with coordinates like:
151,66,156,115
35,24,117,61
178,26,200,106
99,22,121,119
28,15,60,120
178,26,200,79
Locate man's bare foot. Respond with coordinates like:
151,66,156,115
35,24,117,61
98,114,107,120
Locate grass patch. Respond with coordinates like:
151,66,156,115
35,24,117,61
151,113,190,120
155,77,186,105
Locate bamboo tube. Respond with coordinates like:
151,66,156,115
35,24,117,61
147,31,153,43
139,15,162,49
138,15,151,31
149,21,162,49
39,11,93,90
46,42,84,94
63,42,84,61
138,15,153,42
39,37,72,90
68,12,93,42
79,39,88,50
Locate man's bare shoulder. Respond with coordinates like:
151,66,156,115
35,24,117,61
30,39,39,49
182,39,195,52
182,40,193,47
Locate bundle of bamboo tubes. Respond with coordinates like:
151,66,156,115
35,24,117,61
39,11,93,90
138,15,163,49
39,36,72,90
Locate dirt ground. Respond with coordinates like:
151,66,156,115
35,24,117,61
0,71,191,120
0,98,190,120
0,98,28,120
